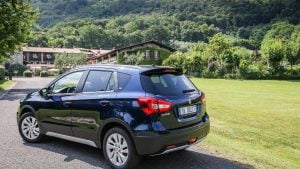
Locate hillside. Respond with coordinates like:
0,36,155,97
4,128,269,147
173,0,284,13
32,0,300,28
28,0,300,51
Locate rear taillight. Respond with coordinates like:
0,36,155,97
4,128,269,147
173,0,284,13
201,92,206,104
137,97,172,116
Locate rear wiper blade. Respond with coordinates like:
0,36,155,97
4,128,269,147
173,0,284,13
183,89,196,93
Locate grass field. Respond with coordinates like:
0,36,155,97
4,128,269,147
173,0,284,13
0,80,13,91
191,78,300,169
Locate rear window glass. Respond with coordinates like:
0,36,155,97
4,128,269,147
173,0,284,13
118,72,131,91
141,73,197,96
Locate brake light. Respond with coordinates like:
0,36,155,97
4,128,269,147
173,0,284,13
201,92,206,104
137,97,172,116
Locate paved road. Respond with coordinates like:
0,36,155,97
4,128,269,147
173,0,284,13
0,77,252,169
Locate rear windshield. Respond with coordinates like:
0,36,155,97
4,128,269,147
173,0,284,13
141,73,197,96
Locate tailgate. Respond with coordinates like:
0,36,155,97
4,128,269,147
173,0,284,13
140,68,205,130
154,94,204,130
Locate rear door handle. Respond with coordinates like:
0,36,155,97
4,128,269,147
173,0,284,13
99,100,110,106
63,102,72,108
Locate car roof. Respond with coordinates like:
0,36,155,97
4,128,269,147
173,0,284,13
74,64,176,73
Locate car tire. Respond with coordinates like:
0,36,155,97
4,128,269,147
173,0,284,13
103,127,140,169
18,112,44,143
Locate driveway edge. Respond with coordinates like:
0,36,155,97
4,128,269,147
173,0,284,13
0,81,17,99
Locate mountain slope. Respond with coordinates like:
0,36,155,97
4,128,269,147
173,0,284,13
32,0,300,28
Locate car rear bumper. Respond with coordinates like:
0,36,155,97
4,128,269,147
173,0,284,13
133,113,210,155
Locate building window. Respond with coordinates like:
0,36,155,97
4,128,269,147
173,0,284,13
46,54,52,59
32,53,38,59
145,50,151,60
154,51,160,60
111,56,116,61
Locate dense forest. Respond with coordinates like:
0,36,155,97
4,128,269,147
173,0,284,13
29,0,300,49
32,0,300,27
26,0,300,79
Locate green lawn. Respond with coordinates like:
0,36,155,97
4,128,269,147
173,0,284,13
191,78,300,169
0,80,13,91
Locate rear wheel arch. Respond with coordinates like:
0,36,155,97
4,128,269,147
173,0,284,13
99,120,135,149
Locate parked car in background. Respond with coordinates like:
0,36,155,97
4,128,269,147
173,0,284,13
17,64,210,169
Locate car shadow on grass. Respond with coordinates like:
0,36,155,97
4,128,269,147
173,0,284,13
24,136,254,169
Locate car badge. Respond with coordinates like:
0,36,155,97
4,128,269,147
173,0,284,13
189,98,192,104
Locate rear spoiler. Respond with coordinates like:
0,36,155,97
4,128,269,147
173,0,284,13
141,68,183,75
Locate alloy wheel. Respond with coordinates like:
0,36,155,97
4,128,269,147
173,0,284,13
21,116,40,140
106,133,129,167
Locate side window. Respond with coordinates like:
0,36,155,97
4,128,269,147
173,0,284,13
83,71,113,92
118,72,131,91
51,71,84,94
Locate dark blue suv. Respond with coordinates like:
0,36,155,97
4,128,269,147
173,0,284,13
17,65,210,169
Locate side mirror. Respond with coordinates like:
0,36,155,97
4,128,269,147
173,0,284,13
39,88,50,99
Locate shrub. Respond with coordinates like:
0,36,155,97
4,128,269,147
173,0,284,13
224,73,238,79
242,64,261,79
34,69,42,76
48,69,60,76
40,71,49,77
216,65,226,77
9,63,27,76
239,61,269,79
283,66,300,80
0,68,5,80
23,70,33,77
201,69,218,78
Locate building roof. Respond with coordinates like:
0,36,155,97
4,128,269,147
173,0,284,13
117,41,176,52
95,41,176,59
89,49,111,55
22,47,83,53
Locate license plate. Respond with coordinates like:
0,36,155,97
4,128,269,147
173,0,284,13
178,105,197,116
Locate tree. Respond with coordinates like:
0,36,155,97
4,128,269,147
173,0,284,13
143,25,170,43
287,28,300,70
162,52,186,69
78,25,106,48
0,1,36,63
285,45,298,71
261,38,285,74
124,52,144,65
54,53,87,71
183,43,207,75
203,33,235,76
77,0,88,6
264,21,295,41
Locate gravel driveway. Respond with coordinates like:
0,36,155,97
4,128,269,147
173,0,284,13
0,77,252,169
